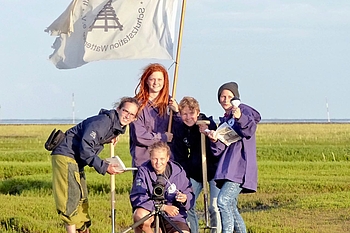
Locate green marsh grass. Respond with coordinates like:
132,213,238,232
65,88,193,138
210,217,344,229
0,124,349,232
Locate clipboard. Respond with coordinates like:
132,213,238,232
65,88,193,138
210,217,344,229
106,156,138,171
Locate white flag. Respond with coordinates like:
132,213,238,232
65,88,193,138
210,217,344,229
45,0,179,69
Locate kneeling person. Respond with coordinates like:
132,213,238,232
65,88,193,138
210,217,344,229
130,141,194,233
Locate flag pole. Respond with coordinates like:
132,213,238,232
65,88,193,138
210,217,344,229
168,0,187,132
110,143,116,233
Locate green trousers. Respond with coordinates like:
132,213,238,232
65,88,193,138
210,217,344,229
52,155,91,231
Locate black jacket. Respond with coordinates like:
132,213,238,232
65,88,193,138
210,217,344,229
172,113,220,182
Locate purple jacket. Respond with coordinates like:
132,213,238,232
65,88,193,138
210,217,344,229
129,101,180,167
130,160,194,223
211,103,261,193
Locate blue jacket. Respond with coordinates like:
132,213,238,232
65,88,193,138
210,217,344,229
130,160,195,223
52,109,126,175
211,103,261,193
172,113,220,182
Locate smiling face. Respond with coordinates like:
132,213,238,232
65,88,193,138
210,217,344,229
180,106,199,127
219,89,234,113
117,102,138,126
150,147,170,174
147,71,165,96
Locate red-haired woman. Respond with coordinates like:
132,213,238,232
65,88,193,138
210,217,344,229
129,63,179,169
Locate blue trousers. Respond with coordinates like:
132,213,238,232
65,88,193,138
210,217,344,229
187,178,221,233
217,181,246,233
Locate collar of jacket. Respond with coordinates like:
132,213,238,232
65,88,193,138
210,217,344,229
111,109,126,135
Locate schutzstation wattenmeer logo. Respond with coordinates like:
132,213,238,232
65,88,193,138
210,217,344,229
81,0,146,53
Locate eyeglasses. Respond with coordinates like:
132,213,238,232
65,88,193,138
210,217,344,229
121,108,137,119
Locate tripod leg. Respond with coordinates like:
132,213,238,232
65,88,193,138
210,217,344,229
159,212,184,233
154,213,160,233
120,210,156,233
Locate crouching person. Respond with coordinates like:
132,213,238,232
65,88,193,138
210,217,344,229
130,141,194,233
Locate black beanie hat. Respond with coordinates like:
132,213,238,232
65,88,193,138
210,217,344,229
217,82,240,102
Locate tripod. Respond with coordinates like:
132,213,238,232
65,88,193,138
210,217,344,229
120,201,184,233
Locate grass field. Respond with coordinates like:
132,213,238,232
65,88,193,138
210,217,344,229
0,124,349,233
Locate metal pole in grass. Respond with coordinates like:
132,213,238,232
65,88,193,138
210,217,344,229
110,143,116,233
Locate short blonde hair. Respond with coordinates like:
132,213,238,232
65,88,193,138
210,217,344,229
148,141,170,157
178,96,200,113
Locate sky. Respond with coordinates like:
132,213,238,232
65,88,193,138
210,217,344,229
1,0,350,121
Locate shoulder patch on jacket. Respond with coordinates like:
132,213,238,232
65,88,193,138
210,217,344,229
135,178,142,186
90,131,96,139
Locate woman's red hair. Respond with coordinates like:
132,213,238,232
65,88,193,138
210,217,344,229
134,63,170,116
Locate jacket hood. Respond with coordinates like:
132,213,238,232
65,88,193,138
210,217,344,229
244,104,261,124
98,109,126,134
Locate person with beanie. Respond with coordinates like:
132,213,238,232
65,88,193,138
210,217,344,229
206,82,261,233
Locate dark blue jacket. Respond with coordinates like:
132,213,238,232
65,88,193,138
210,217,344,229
52,109,126,175
211,103,261,193
130,160,194,223
172,113,220,182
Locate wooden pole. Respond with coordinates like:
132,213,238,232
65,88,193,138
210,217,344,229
110,143,116,233
196,120,211,230
167,0,187,132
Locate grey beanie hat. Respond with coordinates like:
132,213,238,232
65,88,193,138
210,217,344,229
217,82,240,102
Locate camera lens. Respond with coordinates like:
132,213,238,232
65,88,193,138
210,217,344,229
154,186,164,196
152,175,166,200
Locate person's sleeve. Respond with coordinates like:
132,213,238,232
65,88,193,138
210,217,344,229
234,107,259,139
130,168,154,211
209,138,226,157
177,171,195,210
79,116,110,174
208,116,218,130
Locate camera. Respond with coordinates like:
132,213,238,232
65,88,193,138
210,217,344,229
152,175,166,201
153,184,165,199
